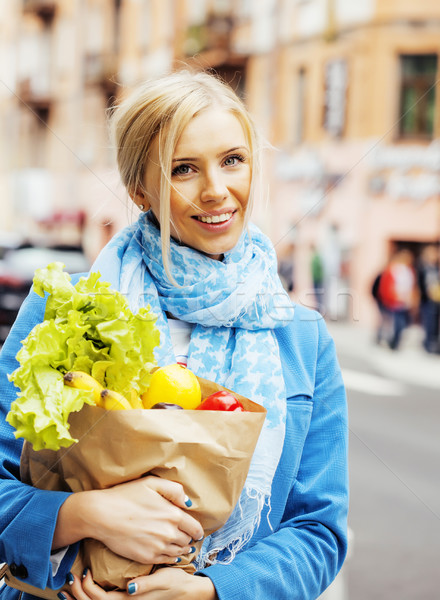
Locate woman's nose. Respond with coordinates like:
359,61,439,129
200,169,228,203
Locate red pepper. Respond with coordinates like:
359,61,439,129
196,390,245,412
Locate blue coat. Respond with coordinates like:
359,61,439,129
0,281,348,600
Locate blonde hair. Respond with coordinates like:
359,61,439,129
109,69,262,282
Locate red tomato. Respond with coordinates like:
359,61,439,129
196,390,245,412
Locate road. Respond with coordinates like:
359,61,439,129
328,323,440,600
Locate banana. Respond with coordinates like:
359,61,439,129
64,371,103,405
63,370,133,410
100,388,133,411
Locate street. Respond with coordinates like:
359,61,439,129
328,322,440,600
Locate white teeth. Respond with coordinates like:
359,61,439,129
198,212,232,224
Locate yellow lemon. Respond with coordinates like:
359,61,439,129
142,364,201,410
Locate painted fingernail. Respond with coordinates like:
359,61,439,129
175,557,182,564
58,593,67,600
189,545,196,554
66,572,74,585
184,495,192,508
127,582,138,595
196,535,204,541
82,567,89,579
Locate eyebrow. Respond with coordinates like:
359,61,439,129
172,146,249,162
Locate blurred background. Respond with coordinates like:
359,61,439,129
0,1,439,599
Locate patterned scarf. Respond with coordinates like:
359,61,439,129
91,212,294,566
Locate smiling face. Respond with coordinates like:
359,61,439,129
142,107,252,260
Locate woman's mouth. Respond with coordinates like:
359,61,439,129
194,211,234,224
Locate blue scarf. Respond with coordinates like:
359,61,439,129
91,212,294,566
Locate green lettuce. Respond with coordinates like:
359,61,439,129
6,262,160,451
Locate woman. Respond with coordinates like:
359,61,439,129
0,71,348,600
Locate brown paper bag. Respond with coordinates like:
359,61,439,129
8,376,266,599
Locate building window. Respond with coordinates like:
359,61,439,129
323,59,347,138
295,67,307,144
398,54,437,140
211,64,246,100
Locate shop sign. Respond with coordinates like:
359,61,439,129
370,141,440,171
387,173,440,203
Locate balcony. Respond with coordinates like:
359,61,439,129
184,14,234,57
83,53,118,106
23,0,56,25
17,78,52,123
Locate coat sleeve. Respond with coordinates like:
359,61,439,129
0,290,79,591
197,316,349,600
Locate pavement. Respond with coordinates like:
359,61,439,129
326,320,440,391
321,321,439,600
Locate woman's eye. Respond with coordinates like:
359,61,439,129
224,154,245,167
172,164,192,176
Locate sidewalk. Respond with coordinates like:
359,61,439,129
327,321,440,390
322,322,438,600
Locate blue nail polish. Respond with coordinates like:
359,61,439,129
175,557,182,564
127,582,137,595
66,572,74,585
189,545,196,554
58,593,67,600
82,567,89,579
196,535,204,542
184,495,192,508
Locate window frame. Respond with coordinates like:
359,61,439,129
397,53,438,141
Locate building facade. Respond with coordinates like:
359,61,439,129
1,0,439,325
267,0,440,324
1,0,182,256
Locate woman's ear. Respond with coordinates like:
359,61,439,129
131,189,150,212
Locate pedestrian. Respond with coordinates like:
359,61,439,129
0,70,348,600
310,245,325,313
371,268,389,345
417,244,440,353
378,248,417,350
277,242,295,293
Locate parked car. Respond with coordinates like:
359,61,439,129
0,245,90,344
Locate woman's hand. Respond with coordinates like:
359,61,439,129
66,568,217,600
53,476,204,565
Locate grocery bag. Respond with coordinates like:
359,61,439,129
5,376,266,599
